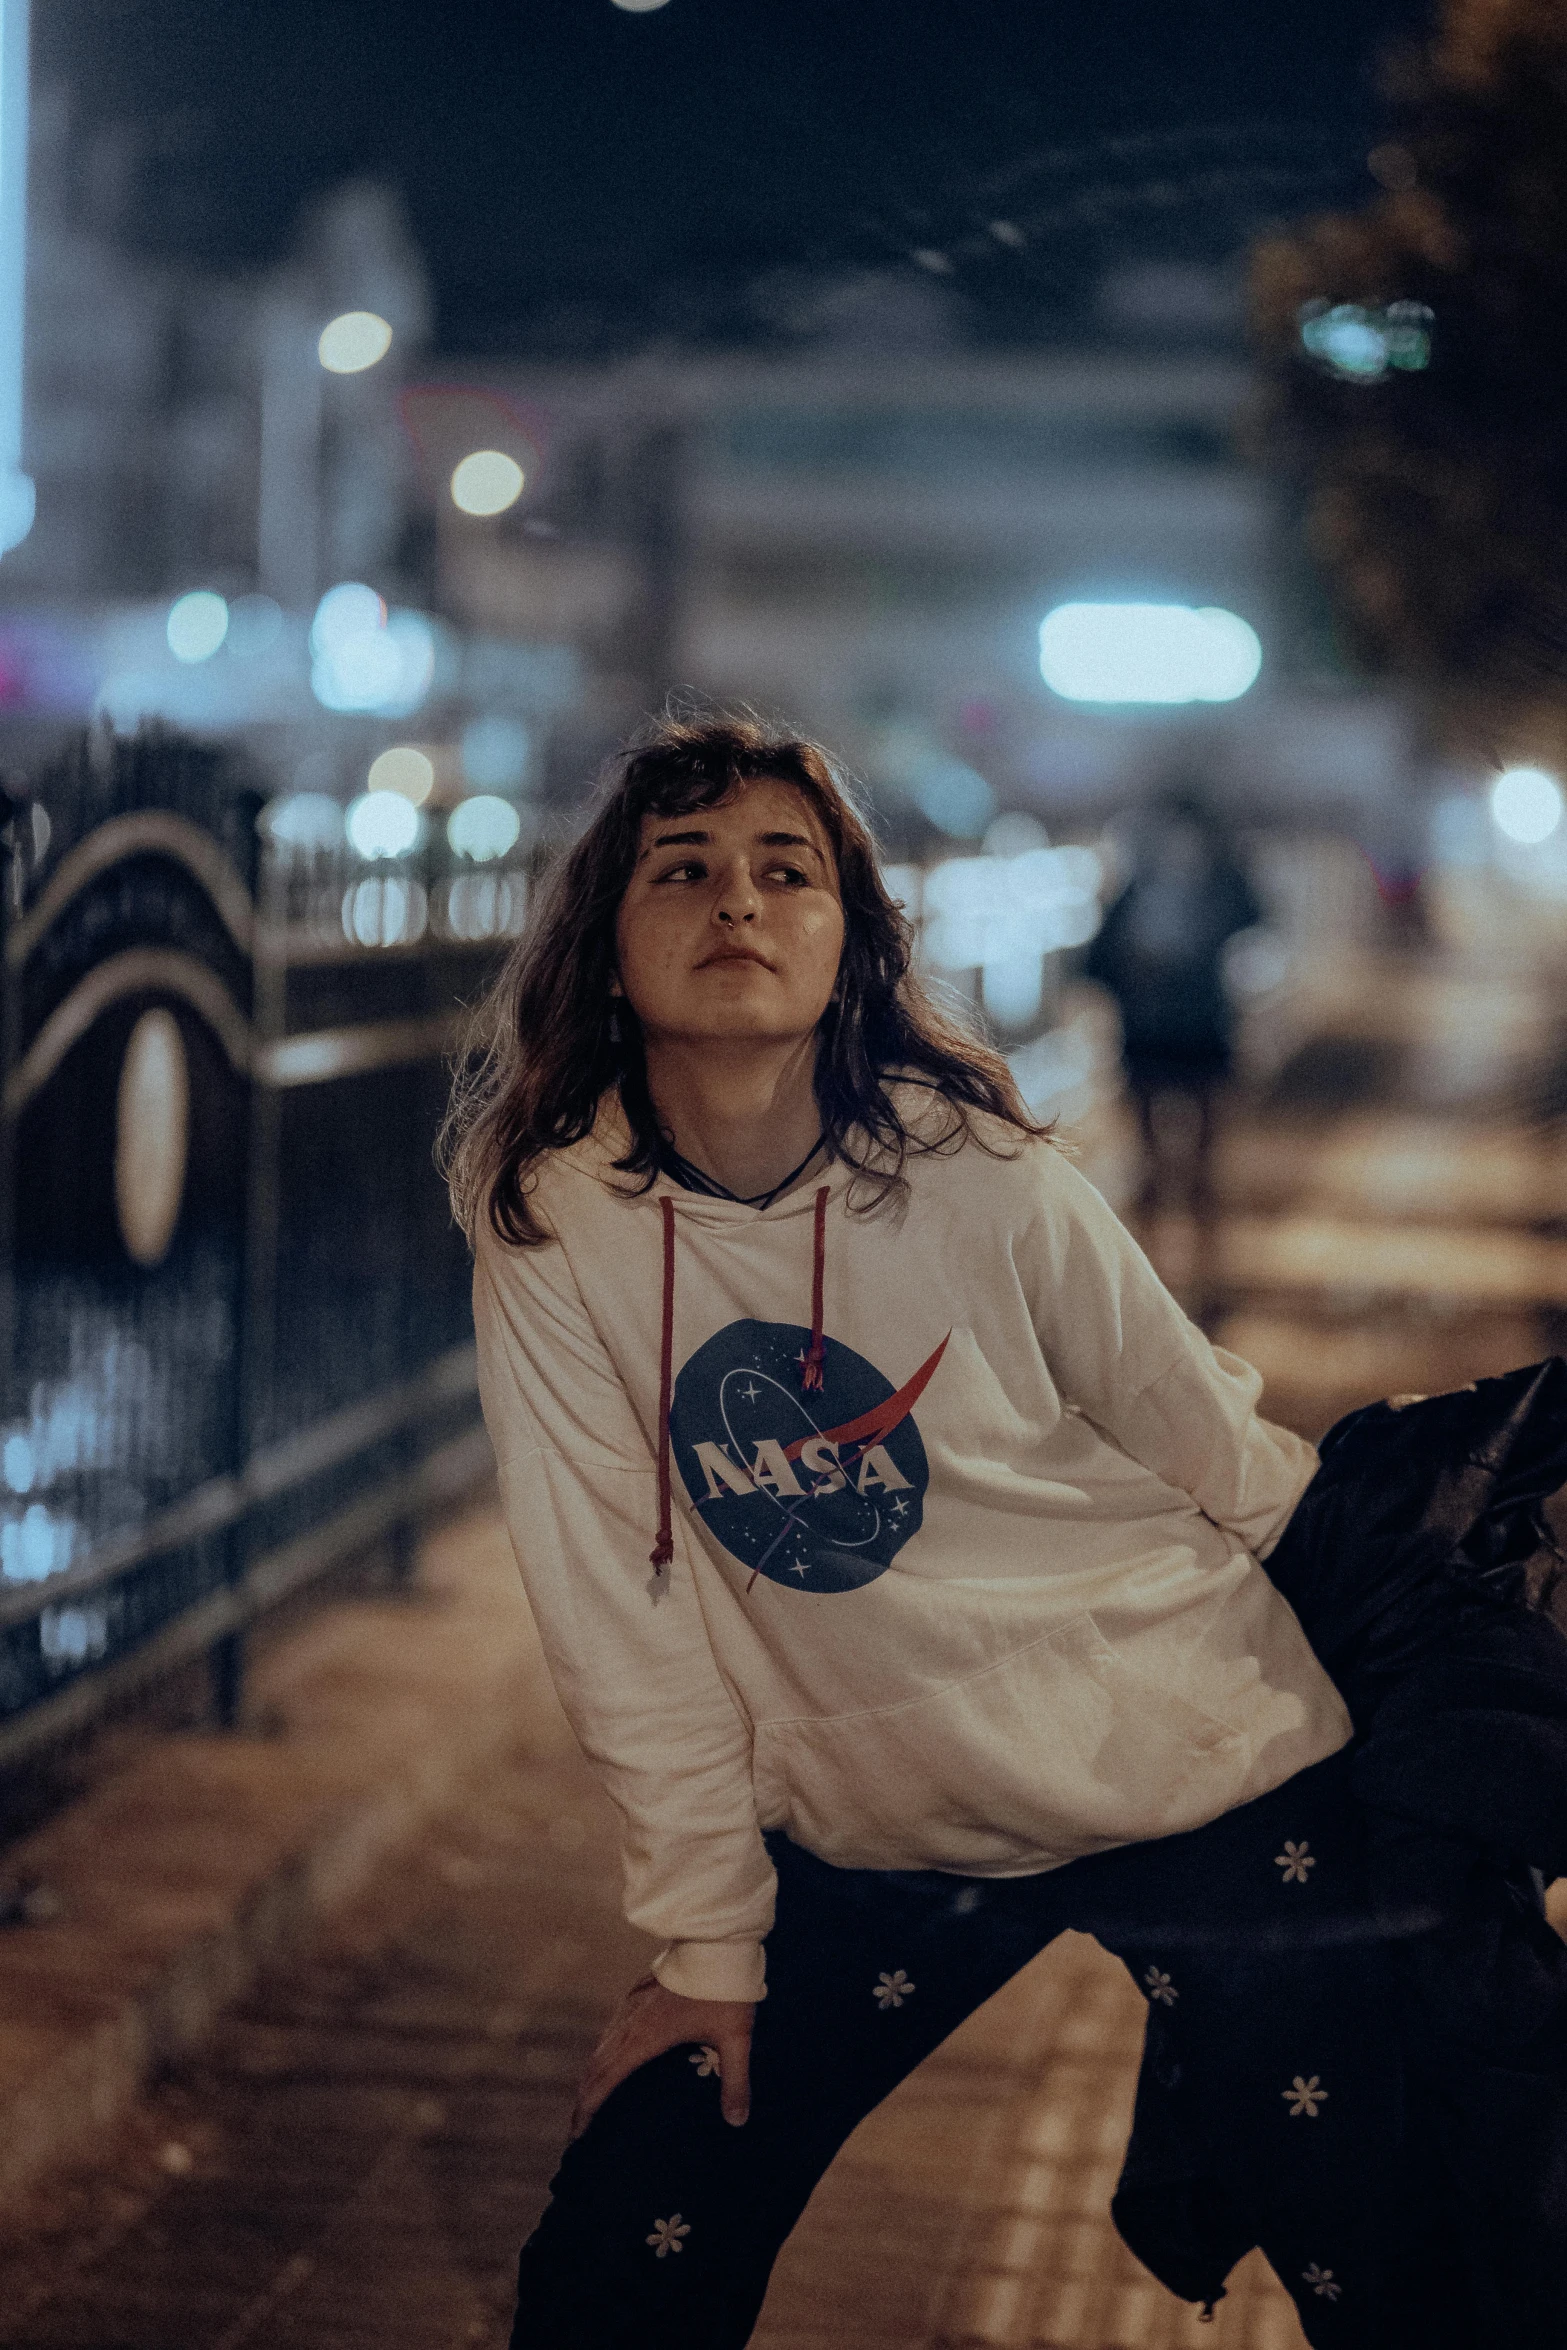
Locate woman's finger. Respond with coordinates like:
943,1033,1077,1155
569,1984,755,2137
569,1999,669,2136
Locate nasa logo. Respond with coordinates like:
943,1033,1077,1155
669,1320,947,1593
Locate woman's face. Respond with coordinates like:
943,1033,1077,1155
614,780,845,1050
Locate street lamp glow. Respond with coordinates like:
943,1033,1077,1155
448,795,522,862
166,591,230,663
451,450,525,516
1039,602,1262,704
366,746,435,805
1490,765,1564,846
611,0,672,11
318,311,393,373
346,791,422,860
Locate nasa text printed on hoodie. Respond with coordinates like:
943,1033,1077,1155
473,1097,1352,2004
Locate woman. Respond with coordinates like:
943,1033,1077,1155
1083,783,1260,1221
446,717,1445,2348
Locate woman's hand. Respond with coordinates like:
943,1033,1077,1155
571,1973,755,2138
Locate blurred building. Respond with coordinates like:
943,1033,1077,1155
425,263,1412,843
0,102,1429,938
0,90,577,802
12,93,426,612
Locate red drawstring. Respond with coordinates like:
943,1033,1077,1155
650,1195,676,1570
801,1186,829,1392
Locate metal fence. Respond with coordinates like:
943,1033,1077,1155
0,727,520,1775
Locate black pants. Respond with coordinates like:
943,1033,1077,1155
511,1751,1459,2348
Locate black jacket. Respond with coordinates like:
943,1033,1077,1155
1112,1362,1567,2341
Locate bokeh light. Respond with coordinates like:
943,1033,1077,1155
1039,603,1262,704
261,793,344,849
318,311,393,373
166,591,229,664
443,872,528,940
924,845,1101,963
448,795,522,862
1490,766,1564,846
1297,300,1432,382
921,840,1102,1034
873,727,995,838
450,451,525,516
312,581,385,652
346,790,422,859
913,756,994,838
343,876,427,947
367,746,435,805
611,0,672,11
310,585,436,716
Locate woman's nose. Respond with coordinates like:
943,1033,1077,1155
713,862,759,924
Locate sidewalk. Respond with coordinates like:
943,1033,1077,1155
0,1501,1303,2350
0,1491,539,2203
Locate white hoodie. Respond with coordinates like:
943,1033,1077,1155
473,1095,1351,2004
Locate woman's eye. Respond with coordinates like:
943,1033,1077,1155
653,859,705,883
769,864,809,887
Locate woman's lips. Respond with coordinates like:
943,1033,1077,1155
697,945,774,970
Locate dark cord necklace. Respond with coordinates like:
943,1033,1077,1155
655,1134,827,1211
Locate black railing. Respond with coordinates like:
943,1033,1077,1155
0,727,517,1772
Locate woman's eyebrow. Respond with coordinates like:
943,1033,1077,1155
640,825,823,858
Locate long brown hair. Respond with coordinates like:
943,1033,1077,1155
441,714,1050,1246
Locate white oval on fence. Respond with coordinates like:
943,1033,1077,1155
115,1008,190,1268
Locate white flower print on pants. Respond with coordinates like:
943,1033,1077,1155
1276,1839,1316,1886
874,1970,915,2010
1283,2074,1329,2118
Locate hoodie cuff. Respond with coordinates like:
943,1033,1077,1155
652,1937,767,2004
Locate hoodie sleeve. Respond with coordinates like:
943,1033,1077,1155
473,1227,773,2004
1020,1151,1317,1558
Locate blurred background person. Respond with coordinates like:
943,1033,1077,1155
1085,785,1261,1227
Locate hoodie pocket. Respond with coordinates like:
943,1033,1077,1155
751,1609,1248,1873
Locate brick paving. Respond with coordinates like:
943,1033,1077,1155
0,1684,1302,2350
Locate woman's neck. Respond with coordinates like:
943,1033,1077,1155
642,1034,822,1201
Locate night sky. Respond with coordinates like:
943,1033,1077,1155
38,0,1437,352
